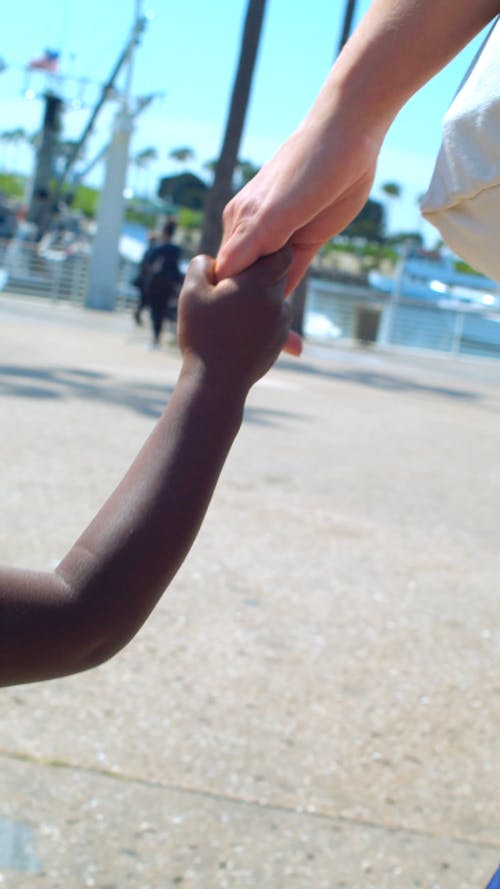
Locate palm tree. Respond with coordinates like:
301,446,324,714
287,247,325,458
133,146,159,196
382,182,402,199
203,156,259,190
169,147,195,168
233,158,260,190
0,132,9,171
199,0,268,256
202,158,218,184
1,128,28,173
381,181,402,237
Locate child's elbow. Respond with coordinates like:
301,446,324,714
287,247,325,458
67,609,138,675
57,586,140,678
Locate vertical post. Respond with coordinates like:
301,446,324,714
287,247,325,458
336,0,357,56
451,309,465,356
85,0,141,310
199,0,267,257
378,246,408,346
27,93,63,237
289,0,358,339
85,111,132,310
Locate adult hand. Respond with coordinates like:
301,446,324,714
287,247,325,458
217,0,500,293
216,114,385,296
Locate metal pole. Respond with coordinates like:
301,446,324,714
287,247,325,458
290,0,359,337
85,0,142,310
336,0,357,57
58,0,146,190
378,245,408,346
123,0,142,108
451,309,465,355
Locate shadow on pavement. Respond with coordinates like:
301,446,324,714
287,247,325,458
278,357,481,402
0,364,301,426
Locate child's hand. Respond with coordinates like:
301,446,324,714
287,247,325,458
178,246,300,393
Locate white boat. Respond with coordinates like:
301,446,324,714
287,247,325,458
368,249,500,309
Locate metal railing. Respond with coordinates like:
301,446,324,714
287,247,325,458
307,278,500,361
3,241,500,362
0,238,138,310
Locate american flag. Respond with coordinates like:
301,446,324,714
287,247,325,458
28,49,60,73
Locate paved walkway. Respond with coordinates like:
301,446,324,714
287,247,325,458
1,293,499,888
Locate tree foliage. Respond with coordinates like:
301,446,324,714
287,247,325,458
342,198,385,242
381,182,402,198
169,147,195,165
134,147,158,167
158,172,208,210
72,184,100,217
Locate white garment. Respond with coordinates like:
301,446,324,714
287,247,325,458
421,18,500,282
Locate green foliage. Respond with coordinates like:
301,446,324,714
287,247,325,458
381,182,402,198
387,232,423,247
359,243,398,262
178,207,203,231
0,128,29,146
203,157,260,192
0,172,26,199
322,239,398,264
169,147,195,164
203,159,217,180
158,172,207,210
71,184,100,217
134,147,158,167
124,205,157,228
454,258,481,276
342,198,385,242
233,159,260,190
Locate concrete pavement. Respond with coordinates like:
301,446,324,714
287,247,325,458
0,293,499,888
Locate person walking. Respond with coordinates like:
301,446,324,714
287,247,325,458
132,230,158,326
144,219,184,347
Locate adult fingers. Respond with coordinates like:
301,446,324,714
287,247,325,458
216,231,263,282
283,330,303,356
216,208,290,283
284,246,318,296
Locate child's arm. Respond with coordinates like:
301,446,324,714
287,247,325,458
0,249,291,687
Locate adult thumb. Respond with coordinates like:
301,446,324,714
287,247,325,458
216,226,267,283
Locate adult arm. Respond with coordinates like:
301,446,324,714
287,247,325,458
217,0,500,295
0,250,291,686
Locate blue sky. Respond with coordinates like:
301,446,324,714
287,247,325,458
0,0,491,239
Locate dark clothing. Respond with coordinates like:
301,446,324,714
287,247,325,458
146,242,183,285
144,242,183,342
132,241,157,323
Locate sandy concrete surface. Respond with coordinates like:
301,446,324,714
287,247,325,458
0,294,499,888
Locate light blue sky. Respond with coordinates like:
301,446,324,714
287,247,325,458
0,0,490,239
